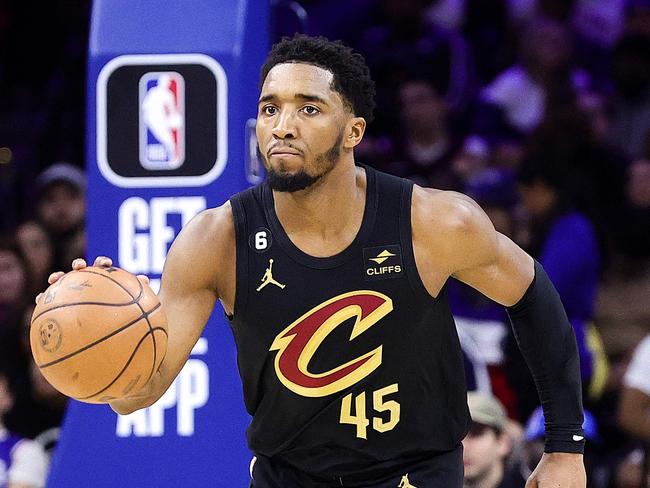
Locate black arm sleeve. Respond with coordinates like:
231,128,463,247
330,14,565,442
506,260,585,454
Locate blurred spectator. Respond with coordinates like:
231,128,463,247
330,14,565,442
0,236,29,327
449,168,521,417
608,33,650,160
505,157,603,420
15,221,53,297
0,149,20,234
464,167,519,236
473,16,590,143
355,0,475,134
617,331,650,488
456,324,493,396
576,90,612,144
21,304,67,416
0,366,48,488
611,447,650,488
522,406,605,485
451,136,491,185
273,0,377,48
626,160,650,209
60,226,86,277
572,0,625,51
34,162,85,271
626,0,650,38
462,392,526,487
382,77,462,189
619,333,650,441
571,0,625,86
2,304,67,443
425,0,467,31
582,326,647,482
426,0,516,86
520,101,628,262
612,159,650,262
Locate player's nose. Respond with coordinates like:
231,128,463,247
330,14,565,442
271,111,297,139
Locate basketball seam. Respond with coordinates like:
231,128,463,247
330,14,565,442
37,302,162,369
141,305,160,385
77,326,168,401
32,300,140,322
32,270,145,322
77,269,143,301
132,281,158,388
143,327,168,386
93,271,158,377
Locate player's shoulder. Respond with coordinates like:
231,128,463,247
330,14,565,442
186,201,233,229
164,202,235,291
411,184,499,271
192,201,235,230
412,184,488,236
172,201,235,257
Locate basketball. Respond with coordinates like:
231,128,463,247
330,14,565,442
30,266,168,404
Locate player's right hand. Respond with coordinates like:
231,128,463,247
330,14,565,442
36,256,151,303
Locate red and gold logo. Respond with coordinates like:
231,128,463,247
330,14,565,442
269,290,393,397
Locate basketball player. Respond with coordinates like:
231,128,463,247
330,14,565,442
46,35,586,487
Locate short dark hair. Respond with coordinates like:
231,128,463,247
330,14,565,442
260,34,376,123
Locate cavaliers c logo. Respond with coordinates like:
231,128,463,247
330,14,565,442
269,290,393,397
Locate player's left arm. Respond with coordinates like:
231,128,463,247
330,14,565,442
416,188,586,487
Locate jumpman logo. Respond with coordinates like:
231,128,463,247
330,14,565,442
398,474,417,488
256,259,286,292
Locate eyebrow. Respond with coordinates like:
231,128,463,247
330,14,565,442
258,93,329,105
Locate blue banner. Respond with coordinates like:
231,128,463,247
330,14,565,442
46,1,268,486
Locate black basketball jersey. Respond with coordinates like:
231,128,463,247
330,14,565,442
228,164,470,482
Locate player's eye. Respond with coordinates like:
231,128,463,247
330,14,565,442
261,105,277,116
301,105,319,115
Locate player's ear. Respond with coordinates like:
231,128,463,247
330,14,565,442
343,117,366,149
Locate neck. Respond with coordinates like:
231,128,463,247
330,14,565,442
465,464,504,488
272,157,365,250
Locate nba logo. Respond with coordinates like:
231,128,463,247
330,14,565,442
139,72,185,170
98,54,226,187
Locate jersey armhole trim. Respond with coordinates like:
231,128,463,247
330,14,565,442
399,181,444,304
229,193,250,319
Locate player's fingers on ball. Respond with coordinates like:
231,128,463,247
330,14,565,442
35,293,43,304
72,258,87,270
136,274,150,285
47,271,65,284
93,256,112,268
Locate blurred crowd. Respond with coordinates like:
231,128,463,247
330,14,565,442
1,0,650,487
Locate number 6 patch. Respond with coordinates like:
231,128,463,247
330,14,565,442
249,228,272,252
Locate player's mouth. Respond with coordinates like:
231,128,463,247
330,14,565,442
269,150,302,157
268,144,302,158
